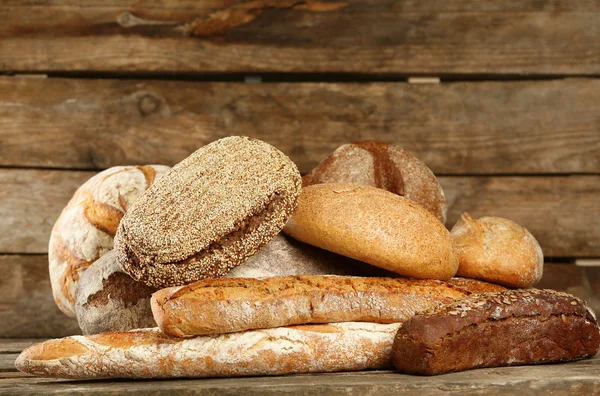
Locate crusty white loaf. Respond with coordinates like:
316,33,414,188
15,323,400,379
49,165,169,317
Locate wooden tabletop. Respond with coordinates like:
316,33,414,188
1,339,599,395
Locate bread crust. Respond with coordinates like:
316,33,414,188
48,165,169,317
451,213,544,287
16,323,400,379
303,141,447,224
151,275,506,337
283,183,458,279
114,137,302,289
392,289,600,375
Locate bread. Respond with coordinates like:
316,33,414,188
75,251,157,335
114,137,302,289
152,275,506,337
303,141,447,224
283,183,459,280
451,213,544,287
392,289,600,375
226,234,393,278
15,323,400,379
49,165,170,317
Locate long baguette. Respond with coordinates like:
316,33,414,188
151,275,505,337
16,323,400,379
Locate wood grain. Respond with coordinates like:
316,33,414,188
0,255,81,338
2,169,598,256
1,1,599,74
1,77,599,174
0,340,41,354
1,354,599,395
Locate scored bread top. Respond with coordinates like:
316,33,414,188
114,137,301,284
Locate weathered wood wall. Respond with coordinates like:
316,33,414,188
0,0,598,338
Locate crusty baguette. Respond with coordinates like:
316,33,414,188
16,323,400,379
283,184,458,280
151,275,505,337
392,289,600,375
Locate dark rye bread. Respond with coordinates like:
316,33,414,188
303,141,447,224
114,137,302,288
75,251,157,335
392,289,600,375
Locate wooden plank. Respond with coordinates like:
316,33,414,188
3,169,598,256
0,255,81,338
0,355,17,372
0,355,598,395
0,340,41,354
1,78,599,174
1,1,599,75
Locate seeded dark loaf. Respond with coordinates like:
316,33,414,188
114,137,302,288
392,289,600,375
151,275,505,337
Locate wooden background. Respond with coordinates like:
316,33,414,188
0,0,599,338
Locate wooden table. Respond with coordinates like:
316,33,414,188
2,339,598,395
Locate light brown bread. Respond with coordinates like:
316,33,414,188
75,251,157,335
451,213,544,287
283,183,459,280
15,323,400,379
303,141,447,224
392,289,600,375
49,165,169,317
152,275,506,337
114,137,302,289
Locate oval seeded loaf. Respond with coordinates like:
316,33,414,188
283,183,459,280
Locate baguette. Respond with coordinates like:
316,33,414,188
16,323,400,379
392,289,600,375
152,275,505,337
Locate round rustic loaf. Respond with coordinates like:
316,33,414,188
303,141,447,224
451,213,544,288
75,250,157,335
49,165,170,318
283,183,459,280
114,136,302,289
227,234,394,278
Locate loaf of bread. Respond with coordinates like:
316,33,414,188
75,251,157,335
392,289,600,375
152,275,505,337
226,234,393,278
16,323,400,379
49,165,170,317
283,183,459,280
303,141,447,223
451,213,544,287
114,137,302,289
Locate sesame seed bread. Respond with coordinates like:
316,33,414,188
303,141,447,224
15,323,400,379
49,165,170,317
392,289,600,375
152,275,506,337
283,183,459,280
451,213,544,287
114,137,302,289
75,250,158,335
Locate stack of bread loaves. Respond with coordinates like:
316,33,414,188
17,138,599,379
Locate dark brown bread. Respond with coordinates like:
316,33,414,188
392,289,600,375
152,275,506,337
114,137,302,288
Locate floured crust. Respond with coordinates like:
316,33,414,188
283,183,458,280
114,137,302,288
48,165,170,317
451,213,544,287
152,275,506,337
303,141,447,224
16,323,400,379
392,289,600,375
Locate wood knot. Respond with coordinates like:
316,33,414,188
138,94,161,116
